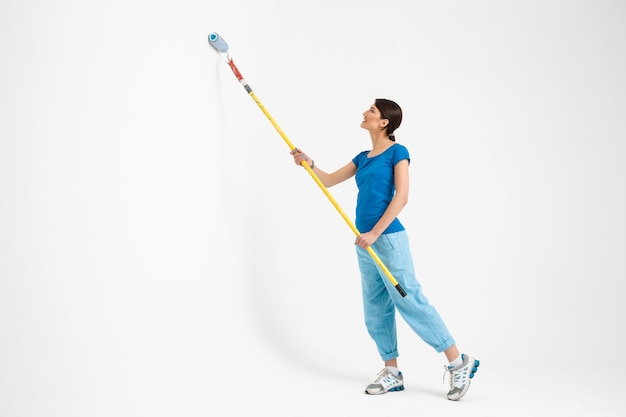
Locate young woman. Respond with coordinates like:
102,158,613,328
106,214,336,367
290,98,479,401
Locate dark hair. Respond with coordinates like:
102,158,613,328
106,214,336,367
375,98,402,141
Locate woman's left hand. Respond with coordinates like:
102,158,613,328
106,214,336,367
355,231,380,249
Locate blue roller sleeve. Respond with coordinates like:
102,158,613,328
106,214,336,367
208,32,229,53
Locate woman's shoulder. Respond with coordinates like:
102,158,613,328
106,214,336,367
352,149,370,162
390,143,410,158
392,142,409,152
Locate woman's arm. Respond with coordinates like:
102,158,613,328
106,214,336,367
291,148,357,187
355,159,409,249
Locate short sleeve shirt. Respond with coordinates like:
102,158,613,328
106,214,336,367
351,143,410,234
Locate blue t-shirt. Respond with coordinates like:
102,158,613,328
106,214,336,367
351,143,410,234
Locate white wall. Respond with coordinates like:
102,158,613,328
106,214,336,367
1,1,625,416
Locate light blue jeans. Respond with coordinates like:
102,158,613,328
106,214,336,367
356,230,455,361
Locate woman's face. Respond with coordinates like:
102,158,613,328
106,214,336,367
361,103,386,131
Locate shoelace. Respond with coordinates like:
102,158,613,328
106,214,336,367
374,369,400,387
374,368,392,383
442,366,453,387
442,365,468,388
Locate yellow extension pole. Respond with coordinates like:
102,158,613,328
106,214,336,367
209,33,406,297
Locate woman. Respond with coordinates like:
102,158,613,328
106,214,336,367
290,98,479,401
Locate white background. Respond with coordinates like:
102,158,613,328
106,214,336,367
1,1,625,416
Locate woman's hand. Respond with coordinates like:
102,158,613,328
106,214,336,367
290,148,313,168
355,231,380,249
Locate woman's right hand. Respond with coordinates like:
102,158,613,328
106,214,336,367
290,148,312,167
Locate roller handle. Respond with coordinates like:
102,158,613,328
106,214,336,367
208,32,229,53
395,284,407,297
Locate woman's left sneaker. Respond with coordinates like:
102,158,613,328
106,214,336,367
444,354,480,401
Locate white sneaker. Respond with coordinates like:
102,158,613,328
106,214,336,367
365,368,404,395
444,354,480,400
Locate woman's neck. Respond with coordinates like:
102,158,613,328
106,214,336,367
368,132,394,156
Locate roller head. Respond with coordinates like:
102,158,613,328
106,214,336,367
209,32,229,53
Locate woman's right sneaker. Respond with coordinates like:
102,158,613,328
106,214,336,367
444,353,480,401
365,368,404,395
